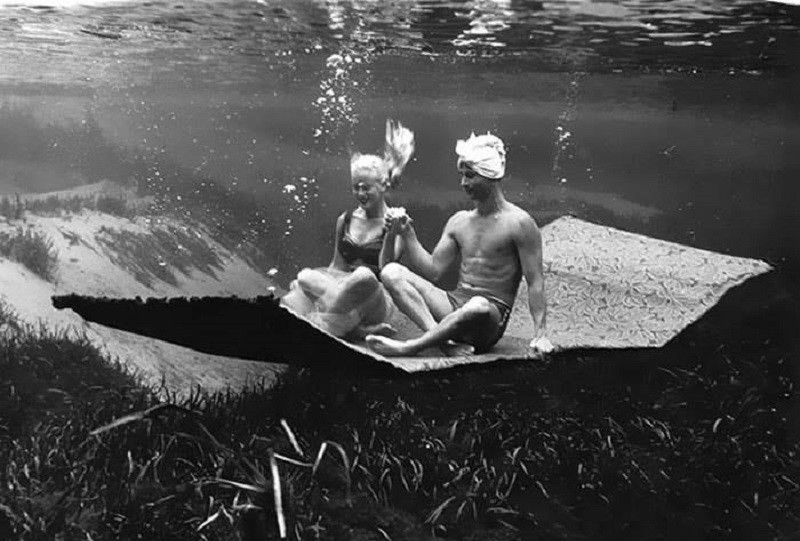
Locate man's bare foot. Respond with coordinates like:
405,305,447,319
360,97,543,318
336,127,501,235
441,340,475,357
365,334,414,357
349,322,397,340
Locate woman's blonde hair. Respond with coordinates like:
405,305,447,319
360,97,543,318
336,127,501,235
350,119,415,189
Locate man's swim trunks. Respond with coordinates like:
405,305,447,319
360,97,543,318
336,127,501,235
446,289,512,353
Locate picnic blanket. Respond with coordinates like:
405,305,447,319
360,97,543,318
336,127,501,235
323,215,773,372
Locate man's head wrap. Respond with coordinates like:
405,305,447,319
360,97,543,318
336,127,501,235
455,132,506,180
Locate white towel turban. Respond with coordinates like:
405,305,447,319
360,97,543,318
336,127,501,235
455,132,506,180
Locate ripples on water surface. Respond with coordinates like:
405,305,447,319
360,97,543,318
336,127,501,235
0,0,798,281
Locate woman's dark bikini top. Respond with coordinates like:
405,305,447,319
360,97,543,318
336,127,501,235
338,210,385,273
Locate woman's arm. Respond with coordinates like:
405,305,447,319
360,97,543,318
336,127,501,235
378,228,395,269
378,227,407,269
328,213,349,272
379,208,410,269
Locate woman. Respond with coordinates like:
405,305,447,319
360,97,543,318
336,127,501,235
280,119,414,339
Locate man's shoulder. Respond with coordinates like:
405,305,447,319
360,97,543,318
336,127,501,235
502,203,538,227
446,209,472,225
499,205,541,247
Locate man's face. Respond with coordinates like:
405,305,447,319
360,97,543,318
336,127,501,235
458,165,492,201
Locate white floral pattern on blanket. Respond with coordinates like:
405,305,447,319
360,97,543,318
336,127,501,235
504,216,773,350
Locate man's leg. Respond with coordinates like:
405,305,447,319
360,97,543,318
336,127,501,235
378,262,452,331
366,296,502,357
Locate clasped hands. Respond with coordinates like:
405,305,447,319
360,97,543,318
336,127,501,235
384,206,412,235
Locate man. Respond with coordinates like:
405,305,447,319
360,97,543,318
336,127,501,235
365,132,553,357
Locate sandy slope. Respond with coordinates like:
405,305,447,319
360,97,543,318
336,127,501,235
0,185,284,395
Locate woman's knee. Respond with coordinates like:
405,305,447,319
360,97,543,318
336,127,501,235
296,268,332,300
296,268,316,287
344,266,380,296
351,265,377,283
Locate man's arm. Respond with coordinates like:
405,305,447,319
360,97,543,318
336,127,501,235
514,213,548,344
399,213,461,284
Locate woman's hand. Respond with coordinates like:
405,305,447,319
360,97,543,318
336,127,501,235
385,206,412,236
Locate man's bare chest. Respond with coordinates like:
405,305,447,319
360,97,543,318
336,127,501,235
454,220,515,258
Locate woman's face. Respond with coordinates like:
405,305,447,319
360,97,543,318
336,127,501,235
351,173,386,210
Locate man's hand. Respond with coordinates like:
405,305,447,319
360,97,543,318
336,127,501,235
529,336,554,357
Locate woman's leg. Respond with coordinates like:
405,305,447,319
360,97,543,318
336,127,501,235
279,279,315,316
347,287,397,339
321,267,384,318
312,267,393,337
296,268,340,306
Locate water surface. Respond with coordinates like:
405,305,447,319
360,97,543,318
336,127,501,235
1,0,798,286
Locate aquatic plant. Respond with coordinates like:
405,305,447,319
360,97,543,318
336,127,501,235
1,286,798,540
94,224,224,288
0,227,58,281
21,195,87,216
0,196,15,221
95,196,131,218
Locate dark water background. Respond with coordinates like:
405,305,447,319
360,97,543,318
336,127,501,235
1,0,798,289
